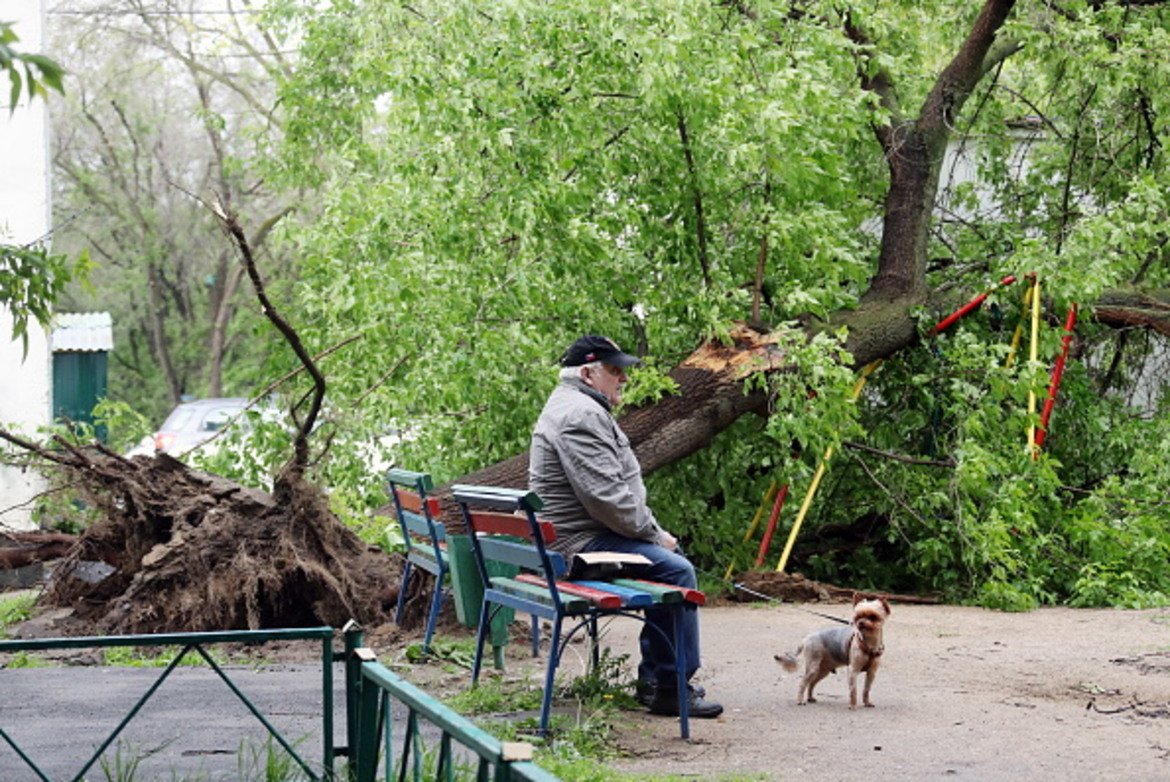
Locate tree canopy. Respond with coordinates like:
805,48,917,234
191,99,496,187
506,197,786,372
1,20,77,355
45,0,1170,610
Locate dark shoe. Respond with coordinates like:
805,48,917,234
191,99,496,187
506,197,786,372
636,679,705,707
648,685,723,718
635,678,656,707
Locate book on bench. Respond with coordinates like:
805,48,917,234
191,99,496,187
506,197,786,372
568,551,652,580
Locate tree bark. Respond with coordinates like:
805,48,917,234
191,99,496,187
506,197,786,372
0,532,78,570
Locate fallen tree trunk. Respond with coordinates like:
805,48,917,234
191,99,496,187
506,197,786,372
0,532,77,570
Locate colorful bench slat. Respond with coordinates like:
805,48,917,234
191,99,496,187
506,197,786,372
612,578,707,606
569,580,655,608
490,577,591,614
514,574,623,609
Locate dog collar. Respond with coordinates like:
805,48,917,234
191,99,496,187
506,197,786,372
851,626,884,658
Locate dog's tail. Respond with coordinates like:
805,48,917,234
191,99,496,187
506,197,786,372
773,646,801,672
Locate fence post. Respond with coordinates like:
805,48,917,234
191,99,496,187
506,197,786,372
342,620,364,781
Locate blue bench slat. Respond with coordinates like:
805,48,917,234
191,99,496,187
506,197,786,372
478,538,566,576
401,510,446,541
569,580,655,607
452,484,543,513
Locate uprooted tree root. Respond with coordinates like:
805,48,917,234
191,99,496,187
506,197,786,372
36,445,403,635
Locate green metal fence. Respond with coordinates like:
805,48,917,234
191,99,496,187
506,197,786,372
0,623,559,781
343,624,559,782
0,626,337,781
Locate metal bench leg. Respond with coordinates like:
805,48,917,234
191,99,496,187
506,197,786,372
674,606,689,740
538,615,564,736
588,616,600,672
471,601,494,686
394,561,414,626
421,566,446,653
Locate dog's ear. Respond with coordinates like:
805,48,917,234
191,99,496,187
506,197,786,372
852,591,864,605
879,596,891,616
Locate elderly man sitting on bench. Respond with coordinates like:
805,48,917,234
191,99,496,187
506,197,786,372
528,334,723,719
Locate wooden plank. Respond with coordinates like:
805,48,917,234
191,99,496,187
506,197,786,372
466,511,556,543
610,578,684,604
452,484,544,513
386,468,434,492
489,577,589,613
400,510,445,541
478,538,554,572
395,488,441,518
569,581,654,607
406,540,449,576
515,574,623,609
615,578,707,606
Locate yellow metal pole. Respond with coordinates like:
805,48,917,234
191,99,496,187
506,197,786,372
1005,281,1034,369
1027,276,1041,456
776,361,881,573
724,480,777,580
776,452,831,573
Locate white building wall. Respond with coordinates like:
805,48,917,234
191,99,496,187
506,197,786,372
0,0,52,531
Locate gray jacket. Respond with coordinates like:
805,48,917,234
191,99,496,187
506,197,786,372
529,378,663,557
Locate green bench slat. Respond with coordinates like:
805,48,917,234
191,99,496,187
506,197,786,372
407,543,445,572
614,578,706,606
609,578,684,604
489,577,590,614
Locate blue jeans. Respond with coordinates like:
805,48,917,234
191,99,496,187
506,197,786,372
579,533,701,688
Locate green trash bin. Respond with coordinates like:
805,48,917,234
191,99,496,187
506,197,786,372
447,534,514,652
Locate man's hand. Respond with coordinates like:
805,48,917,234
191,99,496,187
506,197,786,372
657,530,679,551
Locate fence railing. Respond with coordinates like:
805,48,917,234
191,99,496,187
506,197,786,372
343,623,559,782
0,626,337,781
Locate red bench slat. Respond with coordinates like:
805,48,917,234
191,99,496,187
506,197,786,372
467,511,557,543
396,488,441,517
515,574,622,609
622,578,706,606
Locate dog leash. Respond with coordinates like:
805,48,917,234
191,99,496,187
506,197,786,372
717,573,852,625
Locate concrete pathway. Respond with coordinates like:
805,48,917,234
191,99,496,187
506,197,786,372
1,664,341,781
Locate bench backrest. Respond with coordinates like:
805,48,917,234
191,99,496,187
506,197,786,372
386,468,444,551
451,484,567,583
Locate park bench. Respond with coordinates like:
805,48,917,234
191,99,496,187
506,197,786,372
451,483,704,738
386,468,447,654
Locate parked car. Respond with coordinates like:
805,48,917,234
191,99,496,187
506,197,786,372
126,397,251,457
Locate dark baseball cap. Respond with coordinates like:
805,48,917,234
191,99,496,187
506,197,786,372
560,335,642,368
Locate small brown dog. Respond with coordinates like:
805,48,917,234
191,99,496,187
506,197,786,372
774,594,891,709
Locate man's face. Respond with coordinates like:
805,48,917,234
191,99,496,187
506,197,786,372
585,362,628,407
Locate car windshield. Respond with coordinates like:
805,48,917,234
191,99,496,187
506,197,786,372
200,406,243,432
160,406,199,432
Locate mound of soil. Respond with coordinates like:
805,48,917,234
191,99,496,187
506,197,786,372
36,448,403,635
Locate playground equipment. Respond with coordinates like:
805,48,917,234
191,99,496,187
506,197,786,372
728,273,1078,577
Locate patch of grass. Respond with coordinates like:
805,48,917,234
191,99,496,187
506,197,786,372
447,672,545,715
405,636,477,669
4,650,49,668
102,645,220,668
0,591,37,636
236,735,313,781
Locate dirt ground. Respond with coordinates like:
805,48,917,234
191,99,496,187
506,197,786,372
372,600,1170,781
7,595,1170,780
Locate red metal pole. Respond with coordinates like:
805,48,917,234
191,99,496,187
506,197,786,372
754,484,789,567
1035,303,1078,451
932,275,1018,335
